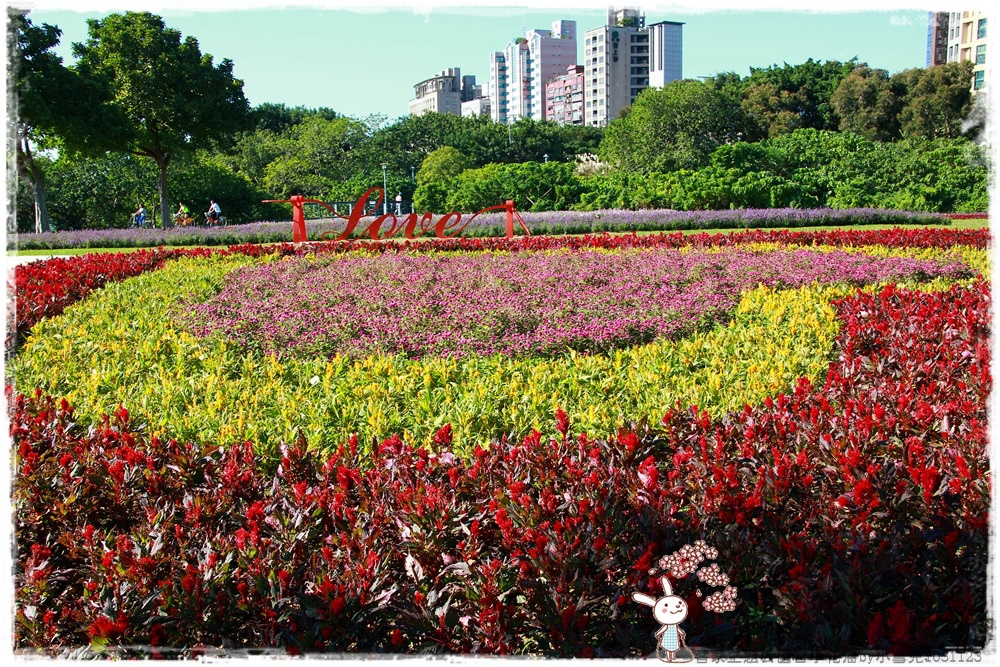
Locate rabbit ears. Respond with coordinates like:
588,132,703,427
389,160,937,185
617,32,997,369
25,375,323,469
632,577,674,606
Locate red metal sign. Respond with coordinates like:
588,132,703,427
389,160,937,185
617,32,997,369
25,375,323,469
263,188,530,243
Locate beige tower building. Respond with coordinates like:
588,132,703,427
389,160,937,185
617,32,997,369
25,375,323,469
583,7,683,127
946,11,988,91
409,68,480,117
930,10,989,92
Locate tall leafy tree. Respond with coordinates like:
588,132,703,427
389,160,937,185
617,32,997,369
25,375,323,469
830,65,905,141
738,58,859,136
9,12,122,232
73,12,250,227
599,80,759,174
262,115,370,199
892,61,975,140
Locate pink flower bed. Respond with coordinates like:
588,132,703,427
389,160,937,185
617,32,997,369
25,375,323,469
184,248,967,358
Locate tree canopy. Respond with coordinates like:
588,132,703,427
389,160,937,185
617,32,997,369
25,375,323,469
73,11,250,226
10,13,124,232
599,79,759,174
829,65,905,142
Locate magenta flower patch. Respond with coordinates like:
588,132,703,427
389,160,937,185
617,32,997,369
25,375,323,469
183,248,966,359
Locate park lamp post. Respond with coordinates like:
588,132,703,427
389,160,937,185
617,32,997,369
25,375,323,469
380,163,388,214
543,153,549,163
410,166,415,183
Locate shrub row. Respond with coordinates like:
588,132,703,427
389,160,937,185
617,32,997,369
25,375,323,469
12,278,990,656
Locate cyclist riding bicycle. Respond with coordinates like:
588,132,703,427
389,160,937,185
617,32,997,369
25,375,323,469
130,204,147,228
174,201,193,226
205,200,222,226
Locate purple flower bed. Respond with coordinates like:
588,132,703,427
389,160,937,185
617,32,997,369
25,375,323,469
183,248,967,359
464,207,949,236
12,208,949,251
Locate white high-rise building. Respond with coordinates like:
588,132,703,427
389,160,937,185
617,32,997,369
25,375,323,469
583,8,683,127
489,52,509,123
490,20,578,123
647,21,684,88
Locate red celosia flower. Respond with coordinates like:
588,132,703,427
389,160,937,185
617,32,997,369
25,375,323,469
867,610,884,647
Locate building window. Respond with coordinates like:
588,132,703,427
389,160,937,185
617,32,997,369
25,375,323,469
977,44,986,64
974,70,985,90
978,18,987,39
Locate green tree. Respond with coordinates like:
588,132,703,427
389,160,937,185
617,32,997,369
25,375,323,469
413,146,471,211
73,12,250,227
892,61,975,140
830,65,904,141
44,152,158,230
705,71,747,101
9,12,123,232
262,116,369,199
249,102,339,134
230,129,285,190
599,80,758,174
446,162,582,212
739,58,859,134
740,81,809,137
416,146,472,186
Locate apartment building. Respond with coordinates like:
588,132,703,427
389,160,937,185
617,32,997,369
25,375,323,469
489,52,510,123
545,65,585,125
926,12,950,67
490,20,578,123
462,95,492,118
947,11,988,91
928,10,989,91
582,8,683,127
409,68,480,117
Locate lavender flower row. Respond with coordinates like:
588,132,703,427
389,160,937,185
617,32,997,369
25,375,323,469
182,247,967,360
12,208,949,251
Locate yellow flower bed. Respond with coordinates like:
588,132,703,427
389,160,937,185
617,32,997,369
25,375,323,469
11,245,982,459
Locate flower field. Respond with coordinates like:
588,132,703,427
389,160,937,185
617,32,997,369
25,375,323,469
8,226,991,657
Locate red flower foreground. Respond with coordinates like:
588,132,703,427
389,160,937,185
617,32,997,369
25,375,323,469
11,278,990,657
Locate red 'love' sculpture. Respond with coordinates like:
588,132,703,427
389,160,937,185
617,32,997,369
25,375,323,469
263,187,531,243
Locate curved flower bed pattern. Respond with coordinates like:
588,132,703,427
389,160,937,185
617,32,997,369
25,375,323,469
10,226,987,352
11,279,990,656
7,226,992,657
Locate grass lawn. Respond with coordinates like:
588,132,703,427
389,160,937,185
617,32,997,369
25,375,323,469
7,218,989,256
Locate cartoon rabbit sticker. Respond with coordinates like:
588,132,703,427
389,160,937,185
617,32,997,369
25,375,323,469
632,576,691,662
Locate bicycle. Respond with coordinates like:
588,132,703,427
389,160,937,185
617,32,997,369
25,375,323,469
203,213,228,227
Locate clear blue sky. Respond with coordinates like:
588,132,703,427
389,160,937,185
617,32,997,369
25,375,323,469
25,1,936,122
